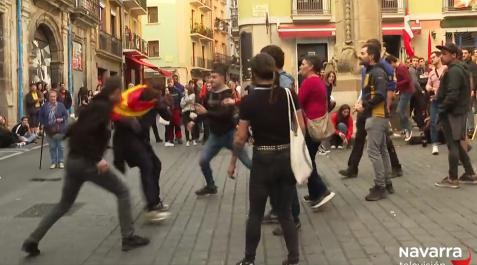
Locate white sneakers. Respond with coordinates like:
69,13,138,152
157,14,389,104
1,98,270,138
58,163,65,169
144,211,171,223
186,141,191,147
404,130,413,142
49,164,56,169
164,142,175,147
432,145,439,155
193,140,198,146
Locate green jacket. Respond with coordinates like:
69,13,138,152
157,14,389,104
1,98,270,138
437,61,471,116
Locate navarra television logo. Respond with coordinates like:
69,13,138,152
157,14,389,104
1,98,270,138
399,247,471,265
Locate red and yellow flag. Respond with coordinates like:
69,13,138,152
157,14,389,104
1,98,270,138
111,84,156,121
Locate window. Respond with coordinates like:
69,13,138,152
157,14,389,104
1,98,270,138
148,7,158,23
110,13,116,36
148,41,160,57
99,6,106,31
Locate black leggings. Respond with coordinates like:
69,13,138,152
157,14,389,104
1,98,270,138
245,149,299,263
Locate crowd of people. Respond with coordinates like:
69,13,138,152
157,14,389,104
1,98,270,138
9,38,476,265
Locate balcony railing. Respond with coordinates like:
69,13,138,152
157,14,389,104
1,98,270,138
190,0,212,11
192,57,213,69
292,0,331,20
214,53,233,64
382,0,405,14
123,31,148,55
124,0,147,15
71,0,100,26
443,0,476,12
99,31,122,58
191,23,213,39
214,18,229,33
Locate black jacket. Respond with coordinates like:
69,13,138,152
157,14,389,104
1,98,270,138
196,87,236,136
66,95,113,162
464,59,477,94
361,64,389,118
437,61,471,116
0,126,17,147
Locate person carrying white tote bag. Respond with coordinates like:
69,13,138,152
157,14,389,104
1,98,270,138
285,88,313,184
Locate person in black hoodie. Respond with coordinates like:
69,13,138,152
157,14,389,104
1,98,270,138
21,76,149,257
188,63,252,196
0,115,17,148
113,82,171,223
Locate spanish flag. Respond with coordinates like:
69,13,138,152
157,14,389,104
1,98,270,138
111,85,156,121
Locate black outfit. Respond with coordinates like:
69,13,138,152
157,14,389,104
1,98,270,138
437,61,475,179
24,91,41,127
58,90,73,110
182,111,200,141
239,86,299,264
196,88,236,135
113,107,169,210
0,126,17,147
11,123,29,136
26,95,136,245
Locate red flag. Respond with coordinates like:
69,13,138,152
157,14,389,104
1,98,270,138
403,15,415,57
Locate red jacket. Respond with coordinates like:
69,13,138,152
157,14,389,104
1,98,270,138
331,112,353,140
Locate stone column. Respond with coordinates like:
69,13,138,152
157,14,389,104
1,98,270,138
333,0,382,94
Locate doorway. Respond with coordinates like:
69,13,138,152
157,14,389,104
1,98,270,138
383,35,401,58
297,43,328,86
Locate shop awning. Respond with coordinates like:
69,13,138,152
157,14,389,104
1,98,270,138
125,52,172,77
278,22,422,38
383,22,422,35
278,24,336,38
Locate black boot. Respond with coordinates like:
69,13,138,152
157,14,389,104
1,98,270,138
122,235,150,251
365,186,386,201
22,240,40,256
339,168,358,179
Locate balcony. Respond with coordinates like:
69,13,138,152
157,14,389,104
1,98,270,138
71,0,100,28
190,23,213,42
231,7,239,37
214,18,229,34
123,0,147,15
192,57,212,70
190,0,212,12
382,0,405,19
443,0,477,17
213,53,239,65
33,0,75,11
123,31,148,56
292,0,332,21
98,30,122,61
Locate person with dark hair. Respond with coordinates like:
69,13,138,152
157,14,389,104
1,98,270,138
144,79,165,143
58,82,73,111
22,76,150,256
39,90,69,169
181,84,199,146
234,53,300,265
426,51,447,155
188,63,252,196
325,71,337,112
77,86,89,109
260,45,296,91
340,40,403,180
330,104,353,149
434,43,477,188
0,115,17,148
462,47,477,137
24,83,43,135
112,86,171,223
12,116,37,144
409,56,427,139
298,55,336,208
355,43,394,201
165,78,184,146
260,45,301,236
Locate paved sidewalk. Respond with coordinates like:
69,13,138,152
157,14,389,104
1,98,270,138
0,139,476,265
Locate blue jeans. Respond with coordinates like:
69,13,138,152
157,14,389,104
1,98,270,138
47,134,64,164
398,93,413,131
430,101,439,144
199,130,252,187
305,134,329,199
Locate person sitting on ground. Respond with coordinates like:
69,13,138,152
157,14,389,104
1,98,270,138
12,116,37,144
330,104,354,149
0,115,18,148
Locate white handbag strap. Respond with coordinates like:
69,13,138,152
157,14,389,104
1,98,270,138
285,88,301,134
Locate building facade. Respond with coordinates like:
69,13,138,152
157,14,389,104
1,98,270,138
142,0,235,84
237,0,477,83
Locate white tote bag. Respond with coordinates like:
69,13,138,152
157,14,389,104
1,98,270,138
285,88,313,185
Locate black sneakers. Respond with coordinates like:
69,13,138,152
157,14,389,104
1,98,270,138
21,240,40,256
282,259,299,265
386,183,395,194
151,201,170,212
391,167,403,178
459,173,477,184
365,186,386,201
195,185,218,196
339,168,358,179
310,191,336,209
122,235,150,251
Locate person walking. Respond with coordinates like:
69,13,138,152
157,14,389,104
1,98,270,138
340,39,403,180
426,51,447,155
22,77,150,256
39,90,68,169
462,48,477,138
355,43,394,201
181,84,199,146
188,63,252,196
165,79,183,146
24,83,43,135
396,57,416,141
434,43,477,188
234,53,300,265
298,55,336,209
